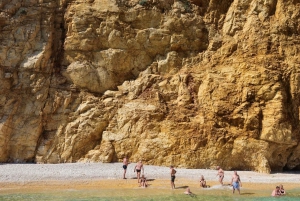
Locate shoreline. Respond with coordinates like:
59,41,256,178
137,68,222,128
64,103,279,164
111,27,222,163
0,163,299,191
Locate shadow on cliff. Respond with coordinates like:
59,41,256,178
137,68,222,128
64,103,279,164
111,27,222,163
271,171,300,175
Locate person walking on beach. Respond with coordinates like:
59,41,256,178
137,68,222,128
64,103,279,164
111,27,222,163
170,165,177,189
134,160,144,183
216,166,224,185
122,157,129,179
231,171,242,194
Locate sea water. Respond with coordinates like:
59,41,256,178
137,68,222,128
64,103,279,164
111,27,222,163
0,187,299,201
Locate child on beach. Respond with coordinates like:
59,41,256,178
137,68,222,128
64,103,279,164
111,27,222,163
271,186,281,196
279,184,285,195
140,174,148,188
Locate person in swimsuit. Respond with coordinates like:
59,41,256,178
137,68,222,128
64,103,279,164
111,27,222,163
216,166,224,185
231,171,242,194
122,157,129,179
200,175,207,188
134,160,144,183
271,186,281,196
170,165,177,189
184,187,192,195
279,184,285,195
140,174,148,188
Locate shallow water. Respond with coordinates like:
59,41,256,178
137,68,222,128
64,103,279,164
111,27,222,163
0,187,299,201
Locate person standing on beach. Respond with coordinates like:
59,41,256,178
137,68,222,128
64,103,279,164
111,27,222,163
231,171,242,194
122,157,129,179
216,166,224,185
170,165,177,189
134,160,144,183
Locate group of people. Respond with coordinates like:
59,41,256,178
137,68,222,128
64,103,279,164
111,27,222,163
271,184,286,196
217,166,287,196
123,158,287,196
216,166,242,194
184,166,241,196
123,158,148,187
123,157,179,189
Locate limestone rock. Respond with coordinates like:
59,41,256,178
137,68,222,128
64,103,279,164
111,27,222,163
0,0,299,173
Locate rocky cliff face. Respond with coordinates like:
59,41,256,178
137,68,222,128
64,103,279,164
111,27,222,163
0,0,299,173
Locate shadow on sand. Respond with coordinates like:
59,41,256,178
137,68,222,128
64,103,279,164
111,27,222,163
175,186,189,189
241,193,255,195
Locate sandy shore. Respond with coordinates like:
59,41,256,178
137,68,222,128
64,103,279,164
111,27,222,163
0,162,299,191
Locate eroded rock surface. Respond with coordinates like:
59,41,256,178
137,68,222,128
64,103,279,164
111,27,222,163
0,0,299,173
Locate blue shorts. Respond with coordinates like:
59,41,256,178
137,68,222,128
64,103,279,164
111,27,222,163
233,182,240,189
123,165,127,169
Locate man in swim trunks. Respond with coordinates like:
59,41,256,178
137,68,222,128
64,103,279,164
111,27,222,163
122,157,129,179
231,171,242,194
134,160,144,183
216,166,224,185
170,165,177,189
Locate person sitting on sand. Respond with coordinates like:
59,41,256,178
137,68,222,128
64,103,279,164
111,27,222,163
200,175,207,188
140,174,148,188
279,184,285,195
184,187,193,195
271,186,282,196
134,160,144,183
216,166,224,185
231,171,242,194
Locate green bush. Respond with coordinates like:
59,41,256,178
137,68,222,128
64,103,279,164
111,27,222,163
20,9,27,15
179,0,192,13
139,0,148,6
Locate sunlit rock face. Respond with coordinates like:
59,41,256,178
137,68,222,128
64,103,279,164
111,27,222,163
0,0,299,173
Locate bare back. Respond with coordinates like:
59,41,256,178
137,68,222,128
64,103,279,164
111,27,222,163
170,168,176,176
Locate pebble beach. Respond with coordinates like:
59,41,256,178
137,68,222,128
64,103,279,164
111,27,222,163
0,162,299,190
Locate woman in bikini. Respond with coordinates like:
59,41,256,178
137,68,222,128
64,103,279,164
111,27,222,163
216,166,224,185
200,175,207,188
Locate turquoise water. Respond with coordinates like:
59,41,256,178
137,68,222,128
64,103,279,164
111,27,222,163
0,188,299,201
